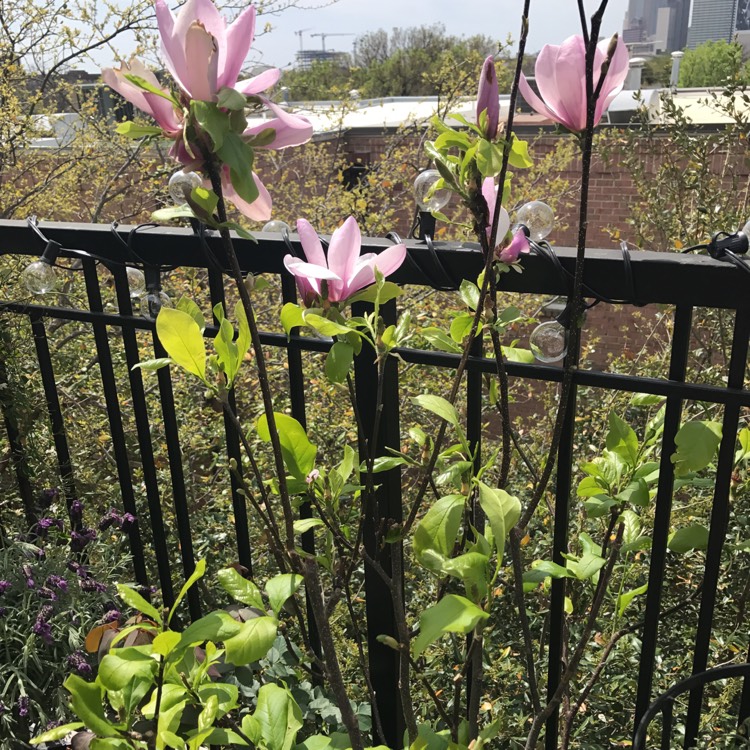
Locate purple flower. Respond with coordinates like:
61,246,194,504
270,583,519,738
38,488,59,508
98,509,122,531
70,527,96,552
80,577,107,593
37,604,53,622
0,607,7,618
121,512,136,531
39,587,57,601
47,575,68,592
32,619,53,645
69,500,84,523
497,228,531,264
0,580,11,594
22,564,35,589
102,609,121,623
16,696,29,717
66,651,93,677
477,55,500,140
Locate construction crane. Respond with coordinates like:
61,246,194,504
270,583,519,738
294,28,312,52
310,32,355,52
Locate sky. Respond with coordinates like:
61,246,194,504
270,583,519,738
251,0,632,70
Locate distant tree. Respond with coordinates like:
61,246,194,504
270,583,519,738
642,53,672,87
281,60,366,101
678,39,748,88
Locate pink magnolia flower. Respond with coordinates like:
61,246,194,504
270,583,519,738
481,177,510,246
101,59,183,137
518,34,629,133
497,228,530,264
477,56,500,140
284,217,407,306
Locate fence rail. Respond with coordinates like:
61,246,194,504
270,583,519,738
1,219,749,748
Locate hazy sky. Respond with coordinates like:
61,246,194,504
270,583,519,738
252,0,631,70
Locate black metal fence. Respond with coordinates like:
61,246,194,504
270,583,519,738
1,219,749,748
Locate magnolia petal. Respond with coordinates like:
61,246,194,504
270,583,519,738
102,61,182,136
155,0,189,94
371,242,407,278
283,257,341,282
174,0,225,50
296,218,328,268
327,216,361,288
498,228,530,263
518,74,560,125
243,99,313,149
551,36,588,131
223,169,272,221
182,21,220,101
219,4,256,89
477,56,499,139
495,207,511,241
481,177,497,220
343,265,375,298
235,68,282,96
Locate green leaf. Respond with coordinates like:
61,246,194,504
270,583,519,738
671,421,723,476
123,74,176,103
294,518,325,535
441,552,490,603
152,204,197,222
421,327,461,353
253,683,303,750
115,121,164,139
156,307,207,381
152,630,181,657
508,135,533,169
413,394,460,427
325,341,354,383
523,560,572,592
169,559,206,624
224,616,278,666
192,101,231,151
616,478,650,507
412,594,489,657
567,551,606,581
501,346,535,363
116,583,161,624
265,573,303,616
131,357,173,372
217,132,258,205
197,683,238,717
476,139,506,177
606,412,640,467
413,494,465,572
64,675,120,738
303,313,352,337
668,523,710,553
176,297,206,332
217,567,265,608
281,302,305,337
217,86,248,111
619,509,642,546
187,186,219,222
450,313,479,343
434,129,473,151
30,723,85,744
346,281,403,305
476,481,521,566
178,610,242,649
369,455,411,472
256,413,317,481
618,583,648,616
99,648,157,715
630,393,665,406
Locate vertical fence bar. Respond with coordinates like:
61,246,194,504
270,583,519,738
634,304,693,731
683,306,750,748
545,378,577,750
112,266,175,607
82,259,149,590
30,314,79,518
153,331,201,620
280,274,322,669
0,328,36,524
353,299,403,748
207,268,253,573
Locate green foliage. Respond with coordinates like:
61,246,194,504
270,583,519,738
678,40,749,88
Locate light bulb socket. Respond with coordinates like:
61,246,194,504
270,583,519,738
708,230,749,259
144,266,163,294
39,239,62,266
418,210,436,241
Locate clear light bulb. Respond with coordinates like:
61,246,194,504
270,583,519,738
140,290,173,318
126,267,146,299
516,201,555,241
741,218,750,236
529,320,568,363
262,220,291,233
168,170,202,205
23,260,58,295
414,169,451,211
